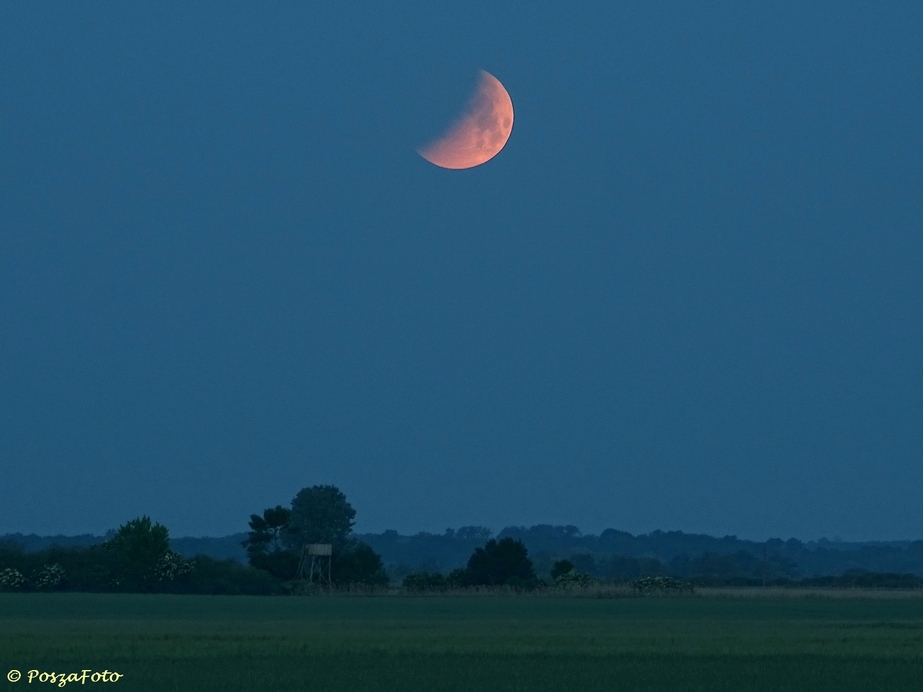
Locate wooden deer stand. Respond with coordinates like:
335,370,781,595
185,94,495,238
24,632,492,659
296,543,332,587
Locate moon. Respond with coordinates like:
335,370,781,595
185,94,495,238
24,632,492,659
418,70,514,170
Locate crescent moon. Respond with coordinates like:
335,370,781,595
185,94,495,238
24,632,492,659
418,70,514,170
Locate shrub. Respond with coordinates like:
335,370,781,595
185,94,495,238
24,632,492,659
34,563,66,590
250,549,299,581
155,550,195,582
554,569,596,588
43,544,115,593
167,556,282,595
631,576,693,594
0,567,26,591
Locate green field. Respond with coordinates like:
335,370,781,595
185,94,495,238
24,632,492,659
3,592,923,691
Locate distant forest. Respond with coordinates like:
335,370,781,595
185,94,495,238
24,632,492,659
5,526,923,581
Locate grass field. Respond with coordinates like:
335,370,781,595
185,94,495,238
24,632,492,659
2,591,923,691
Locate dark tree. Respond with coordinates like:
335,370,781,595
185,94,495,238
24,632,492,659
244,506,292,553
286,485,356,551
466,538,536,586
333,542,388,586
241,506,298,580
103,516,170,592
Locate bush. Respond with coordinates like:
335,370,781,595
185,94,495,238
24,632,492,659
155,550,195,582
631,576,693,594
40,544,116,593
34,563,66,590
165,556,282,595
0,567,26,591
554,569,596,588
250,549,300,581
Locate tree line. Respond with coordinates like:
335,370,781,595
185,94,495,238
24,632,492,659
363,526,923,580
1,516,279,595
0,485,388,594
3,486,922,593
0,485,540,594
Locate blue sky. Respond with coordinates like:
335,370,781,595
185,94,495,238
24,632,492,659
1,2,921,540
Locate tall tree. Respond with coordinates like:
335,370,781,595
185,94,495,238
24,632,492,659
242,506,292,556
242,506,297,580
286,485,356,551
104,516,170,592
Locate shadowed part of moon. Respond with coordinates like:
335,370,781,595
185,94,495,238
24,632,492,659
418,71,514,170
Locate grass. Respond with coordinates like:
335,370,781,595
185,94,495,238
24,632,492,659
2,591,923,691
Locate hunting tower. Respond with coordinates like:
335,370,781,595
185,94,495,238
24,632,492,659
296,543,332,587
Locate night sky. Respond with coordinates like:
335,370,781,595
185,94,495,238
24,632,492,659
2,3,921,540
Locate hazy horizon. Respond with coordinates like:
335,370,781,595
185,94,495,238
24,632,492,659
2,518,918,546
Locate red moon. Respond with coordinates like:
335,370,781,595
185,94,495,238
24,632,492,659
418,70,514,170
